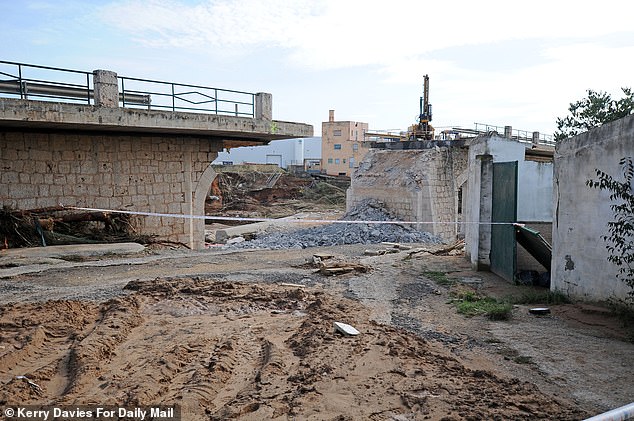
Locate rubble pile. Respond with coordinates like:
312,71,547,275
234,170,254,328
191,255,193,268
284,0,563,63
228,200,443,249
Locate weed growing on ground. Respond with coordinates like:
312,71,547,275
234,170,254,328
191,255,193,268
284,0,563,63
509,289,571,305
452,290,513,320
607,298,634,342
423,271,454,286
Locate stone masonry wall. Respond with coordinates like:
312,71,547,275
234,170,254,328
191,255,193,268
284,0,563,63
347,147,469,243
1,130,222,248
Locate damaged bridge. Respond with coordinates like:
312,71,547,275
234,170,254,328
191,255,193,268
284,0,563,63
0,61,313,249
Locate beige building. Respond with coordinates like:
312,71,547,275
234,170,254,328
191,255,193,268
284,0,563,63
321,110,370,176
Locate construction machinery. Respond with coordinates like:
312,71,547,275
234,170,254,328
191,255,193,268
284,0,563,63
407,74,434,140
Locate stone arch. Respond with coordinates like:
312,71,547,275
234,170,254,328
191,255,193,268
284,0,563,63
191,162,218,249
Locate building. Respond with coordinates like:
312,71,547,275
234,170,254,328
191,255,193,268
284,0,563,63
213,137,321,172
464,134,554,282
321,110,370,176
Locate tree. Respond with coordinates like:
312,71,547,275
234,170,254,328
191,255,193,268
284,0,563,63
554,88,634,142
586,157,634,300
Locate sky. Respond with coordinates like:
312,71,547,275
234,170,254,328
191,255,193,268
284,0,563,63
2,0,634,137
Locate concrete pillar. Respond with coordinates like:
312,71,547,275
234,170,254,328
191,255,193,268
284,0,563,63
255,92,272,120
504,126,512,138
532,131,540,144
93,70,119,108
329,110,335,122
477,155,493,270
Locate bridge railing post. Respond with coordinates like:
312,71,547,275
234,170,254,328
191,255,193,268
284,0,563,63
255,92,272,120
93,70,119,108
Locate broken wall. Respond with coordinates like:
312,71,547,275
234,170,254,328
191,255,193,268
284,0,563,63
346,147,469,242
0,131,222,249
552,115,634,301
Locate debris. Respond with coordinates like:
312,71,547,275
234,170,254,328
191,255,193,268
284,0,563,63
15,375,43,394
279,283,306,288
529,307,551,316
312,252,335,266
311,256,369,276
227,200,443,250
334,321,360,336
313,252,335,260
0,208,142,248
225,236,246,245
405,239,465,259
381,242,413,250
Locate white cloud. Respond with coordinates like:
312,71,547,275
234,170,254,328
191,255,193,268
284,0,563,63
95,0,634,134
100,0,634,71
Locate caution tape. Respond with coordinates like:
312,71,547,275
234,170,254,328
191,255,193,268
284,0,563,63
63,205,521,226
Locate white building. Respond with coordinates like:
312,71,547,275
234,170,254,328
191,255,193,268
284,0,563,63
464,134,554,282
213,137,321,171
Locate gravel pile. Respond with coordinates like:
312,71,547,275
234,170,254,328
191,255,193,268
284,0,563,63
227,200,444,249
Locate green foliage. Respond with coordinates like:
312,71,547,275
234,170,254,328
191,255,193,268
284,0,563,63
453,291,513,320
554,88,634,142
509,289,571,305
423,271,454,286
586,157,634,300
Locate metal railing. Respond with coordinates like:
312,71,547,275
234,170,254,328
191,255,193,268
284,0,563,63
0,61,93,104
473,122,555,145
0,60,256,117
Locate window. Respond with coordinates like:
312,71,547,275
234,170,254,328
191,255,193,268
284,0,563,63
327,158,333,164
335,158,340,164
353,143,359,151
334,144,342,150
343,159,346,164
333,129,342,136
349,157,355,168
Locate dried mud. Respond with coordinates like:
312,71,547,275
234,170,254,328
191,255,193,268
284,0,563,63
0,277,586,420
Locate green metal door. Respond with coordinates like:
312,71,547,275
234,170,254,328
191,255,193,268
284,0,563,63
490,161,518,282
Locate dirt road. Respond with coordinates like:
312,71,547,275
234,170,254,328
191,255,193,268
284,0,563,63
0,244,632,420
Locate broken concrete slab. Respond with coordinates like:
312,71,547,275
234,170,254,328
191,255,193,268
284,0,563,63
334,321,360,336
0,242,145,260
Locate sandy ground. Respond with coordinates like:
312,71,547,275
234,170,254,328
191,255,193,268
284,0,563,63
0,243,632,420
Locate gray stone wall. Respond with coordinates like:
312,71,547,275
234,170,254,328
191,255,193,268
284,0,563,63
1,131,222,248
346,147,469,243
552,114,634,301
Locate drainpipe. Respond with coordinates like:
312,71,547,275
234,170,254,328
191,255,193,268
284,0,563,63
583,402,634,421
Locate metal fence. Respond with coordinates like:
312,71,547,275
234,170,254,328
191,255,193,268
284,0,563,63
0,60,256,117
473,122,554,145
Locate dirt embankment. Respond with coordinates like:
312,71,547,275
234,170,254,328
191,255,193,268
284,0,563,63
0,277,585,420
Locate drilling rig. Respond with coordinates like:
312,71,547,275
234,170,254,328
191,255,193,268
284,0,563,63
407,74,434,140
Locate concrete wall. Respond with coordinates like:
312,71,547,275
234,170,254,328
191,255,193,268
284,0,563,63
346,147,469,242
213,137,321,169
552,115,634,301
464,135,553,270
0,130,222,249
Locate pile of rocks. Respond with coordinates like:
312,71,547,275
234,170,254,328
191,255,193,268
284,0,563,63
227,200,443,249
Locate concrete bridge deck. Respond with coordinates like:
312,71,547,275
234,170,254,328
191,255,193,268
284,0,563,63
0,64,313,249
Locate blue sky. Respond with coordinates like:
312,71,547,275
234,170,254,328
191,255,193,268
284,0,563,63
3,0,634,136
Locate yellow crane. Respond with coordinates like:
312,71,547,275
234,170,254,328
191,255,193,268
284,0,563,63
407,74,434,140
